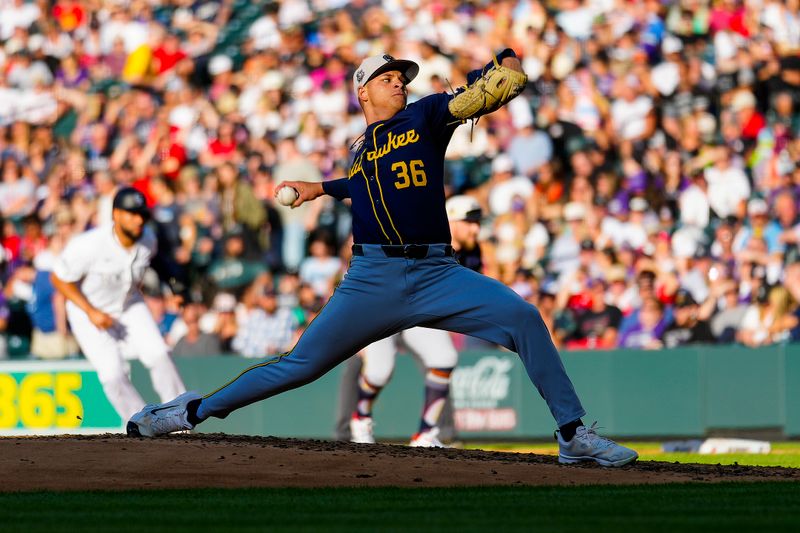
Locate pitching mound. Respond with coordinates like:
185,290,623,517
2,434,798,492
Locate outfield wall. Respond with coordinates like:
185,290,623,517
1,345,798,438
132,344,800,439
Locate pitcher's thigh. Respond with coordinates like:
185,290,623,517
289,277,408,377
418,266,541,350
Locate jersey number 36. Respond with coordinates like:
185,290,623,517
392,160,427,189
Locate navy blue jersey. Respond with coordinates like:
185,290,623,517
346,93,458,244
323,49,518,245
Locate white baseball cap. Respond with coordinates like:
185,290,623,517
491,154,515,174
629,197,649,212
731,90,756,112
747,198,769,216
212,292,237,313
661,34,683,55
353,54,419,96
208,54,233,76
563,202,587,222
446,195,482,222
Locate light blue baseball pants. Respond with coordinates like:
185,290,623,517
197,244,585,426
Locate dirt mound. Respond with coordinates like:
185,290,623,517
2,434,797,492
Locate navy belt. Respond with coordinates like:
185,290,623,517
352,244,454,259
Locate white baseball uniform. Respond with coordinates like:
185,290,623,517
53,225,186,420
360,327,458,386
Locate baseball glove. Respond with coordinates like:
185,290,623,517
448,56,528,120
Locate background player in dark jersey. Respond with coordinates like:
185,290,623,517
129,51,638,468
446,195,484,272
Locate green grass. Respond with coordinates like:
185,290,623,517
467,441,800,468
0,483,798,532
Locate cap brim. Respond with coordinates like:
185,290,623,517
462,209,482,222
367,59,419,85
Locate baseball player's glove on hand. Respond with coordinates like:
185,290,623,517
448,56,528,120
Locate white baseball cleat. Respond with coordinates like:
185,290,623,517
127,391,202,438
350,416,376,444
556,422,638,467
409,427,447,448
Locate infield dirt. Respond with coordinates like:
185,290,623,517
2,434,798,492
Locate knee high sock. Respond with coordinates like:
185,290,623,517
354,374,382,418
419,368,453,433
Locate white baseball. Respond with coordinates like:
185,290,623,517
276,187,299,206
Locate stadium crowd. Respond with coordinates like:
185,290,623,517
2,0,800,360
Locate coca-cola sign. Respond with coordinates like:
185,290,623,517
452,356,513,409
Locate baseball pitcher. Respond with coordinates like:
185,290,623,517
128,50,637,467
346,195,484,446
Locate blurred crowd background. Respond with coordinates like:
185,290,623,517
3,0,800,360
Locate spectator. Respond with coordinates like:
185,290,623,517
565,278,622,349
662,289,716,348
410,40,452,97
703,145,751,220
550,202,588,276
609,74,655,146
207,232,268,297
1,0,40,41
206,292,238,354
738,286,798,347
619,297,668,350
232,283,299,358
485,154,534,217
26,232,78,360
172,302,222,357
272,137,322,270
711,279,748,343
771,191,800,261
506,102,553,178
299,232,342,299
0,157,36,219
216,162,266,254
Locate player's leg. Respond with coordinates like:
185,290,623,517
410,258,585,427
334,355,362,441
411,258,637,466
195,291,404,421
401,327,457,447
127,254,413,437
120,302,186,401
349,334,398,443
67,307,146,420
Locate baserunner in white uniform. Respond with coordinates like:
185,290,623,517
52,188,186,421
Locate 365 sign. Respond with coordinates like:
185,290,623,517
0,361,122,435
452,355,517,432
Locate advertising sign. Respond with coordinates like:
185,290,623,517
0,361,123,436
452,355,518,432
